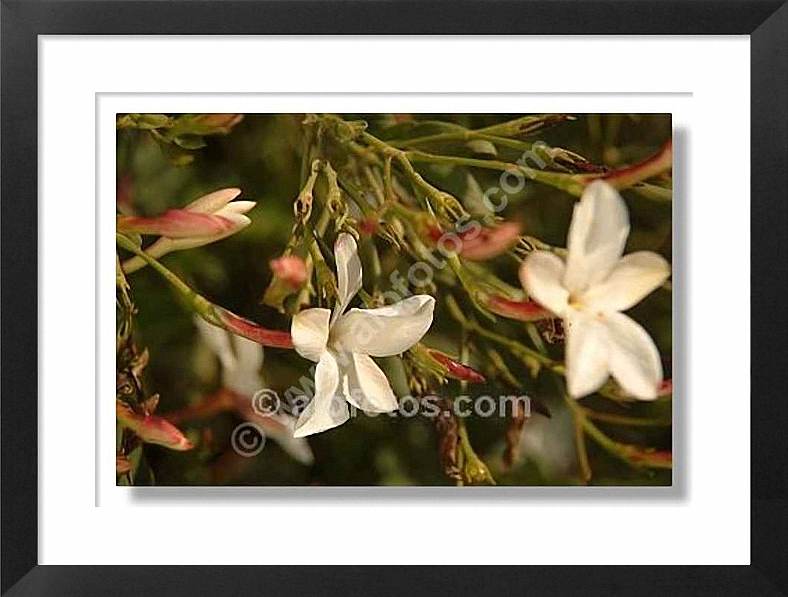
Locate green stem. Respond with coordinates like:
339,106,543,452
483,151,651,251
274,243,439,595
388,115,572,148
361,131,468,219
406,150,587,197
573,413,592,483
564,392,672,470
116,233,216,322
447,295,557,370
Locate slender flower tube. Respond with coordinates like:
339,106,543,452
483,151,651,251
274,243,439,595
290,234,435,437
117,209,238,238
520,181,670,400
581,139,673,189
117,400,193,451
215,308,294,349
121,188,255,273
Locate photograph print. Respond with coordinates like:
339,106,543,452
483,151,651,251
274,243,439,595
115,112,673,487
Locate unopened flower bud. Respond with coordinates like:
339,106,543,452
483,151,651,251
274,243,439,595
426,221,521,261
117,209,237,238
116,400,193,451
427,349,485,383
122,188,255,274
270,256,308,289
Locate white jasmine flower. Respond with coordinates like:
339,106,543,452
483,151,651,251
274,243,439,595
291,233,435,437
195,318,314,465
520,181,670,400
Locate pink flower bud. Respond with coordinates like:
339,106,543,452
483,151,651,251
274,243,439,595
120,189,255,274
427,349,486,383
118,209,236,238
116,401,193,451
216,308,294,349
457,222,522,261
270,256,308,289
426,222,521,261
484,295,552,321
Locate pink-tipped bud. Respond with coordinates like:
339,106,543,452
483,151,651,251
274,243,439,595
658,379,673,397
116,401,193,451
428,349,486,383
427,222,521,261
484,295,552,322
118,209,235,238
120,193,254,274
216,308,294,349
270,256,308,289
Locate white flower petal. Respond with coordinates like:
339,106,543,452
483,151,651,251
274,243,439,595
565,313,610,398
212,208,252,231
218,200,256,216
564,181,630,293
194,316,236,371
231,333,264,373
520,251,570,316
293,352,349,437
331,295,435,357
333,233,362,321
291,308,331,362
582,251,670,313
605,312,663,400
185,188,242,213
341,353,398,413
226,334,264,396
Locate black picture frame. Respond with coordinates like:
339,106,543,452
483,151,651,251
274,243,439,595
2,1,786,594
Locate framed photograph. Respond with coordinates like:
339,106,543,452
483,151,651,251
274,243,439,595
2,1,786,594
